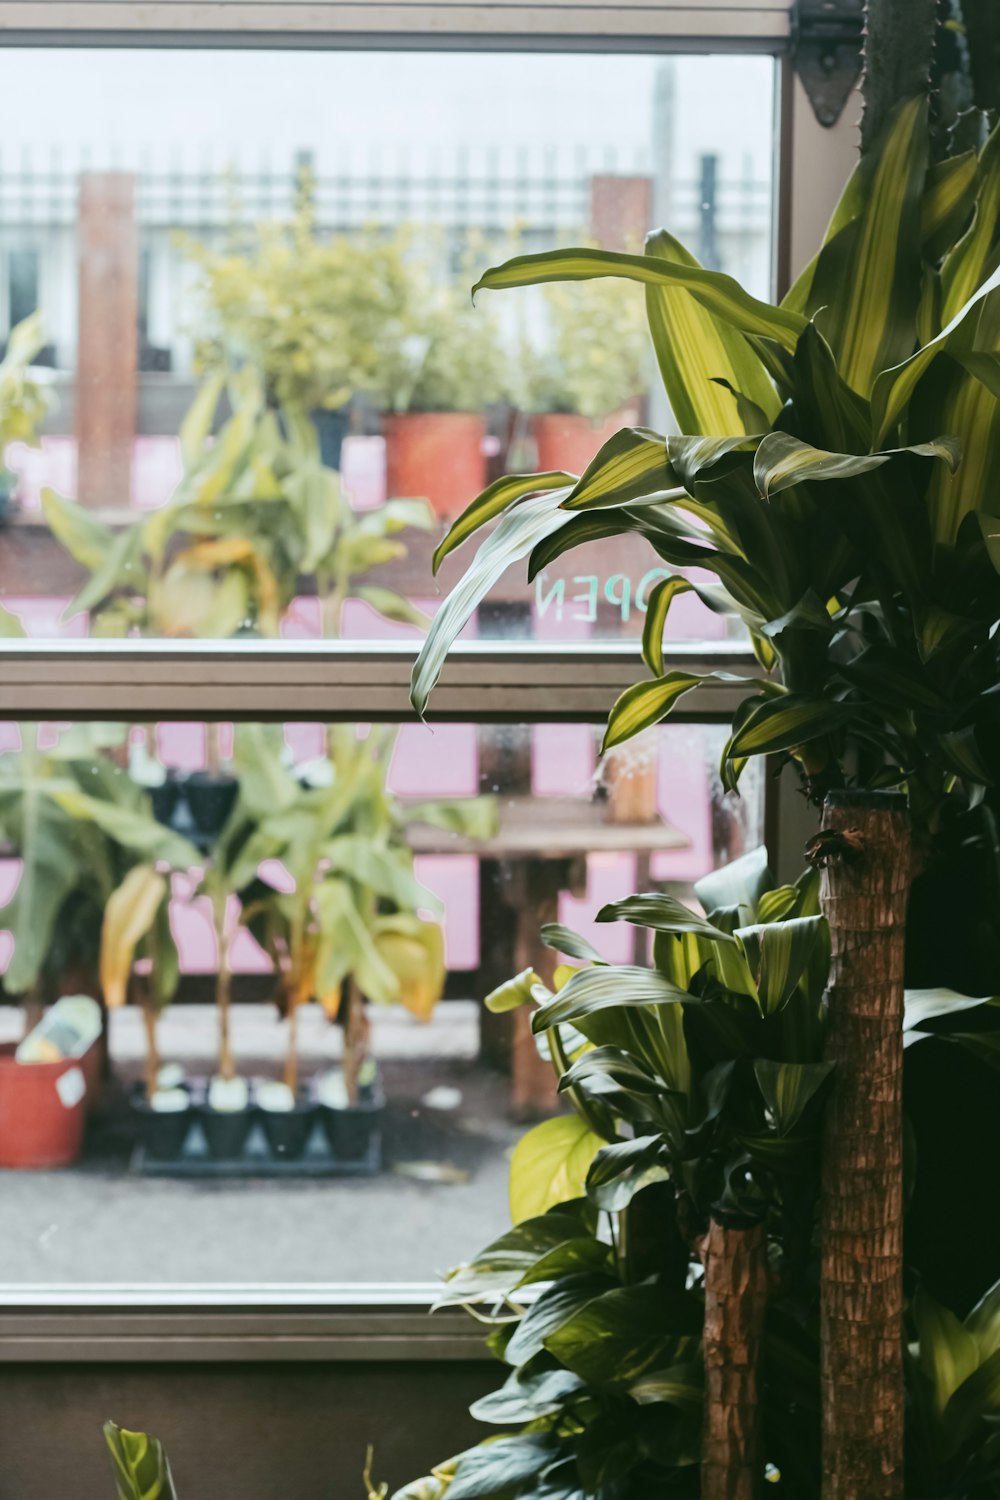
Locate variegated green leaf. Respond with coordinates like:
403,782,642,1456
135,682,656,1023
752,430,961,499
597,891,734,943
641,576,694,676
921,150,979,261
472,247,807,352
643,229,779,437
532,965,688,1032
484,967,544,1014
104,1423,178,1500
562,426,672,510
736,915,826,1014
540,924,606,964
726,694,855,760
871,261,1000,446
411,488,572,714
753,1058,834,1132
629,1361,704,1414
815,96,928,396
941,119,1000,322
601,672,703,751
431,470,575,574
694,846,772,920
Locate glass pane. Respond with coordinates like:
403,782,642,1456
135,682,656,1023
0,48,775,643
0,717,763,1285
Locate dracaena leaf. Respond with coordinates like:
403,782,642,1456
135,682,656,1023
431,470,575,573
642,229,779,437
104,1423,178,1500
561,426,672,510
484,967,545,1014
752,430,960,499
813,96,928,397
724,693,856,760
753,1058,834,1133
941,118,1000,322
532,965,688,1032
641,576,694,677
410,488,572,714
472,246,807,352
509,1115,604,1225
601,672,703,751
540,924,606,964
596,891,734,943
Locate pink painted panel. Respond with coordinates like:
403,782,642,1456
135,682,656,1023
532,724,595,798
414,854,479,971
342,435,387,512
3,437,77,512
131,436,183,510
389,723,478,798
2,598,88,638
651,727,714,883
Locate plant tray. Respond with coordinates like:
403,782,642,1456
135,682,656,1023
130,1118,382,1178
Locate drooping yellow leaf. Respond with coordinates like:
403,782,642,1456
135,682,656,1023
100,865,168,1009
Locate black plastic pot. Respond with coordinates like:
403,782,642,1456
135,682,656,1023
259,1101,317,1160
149,778,181,828
185,773,239,838
131,1098,193,1162
197,1103,256,1160
319,1095,384,1164
311,406,351,471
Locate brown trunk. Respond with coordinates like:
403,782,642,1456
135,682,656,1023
810,790,911,1500
701,1215,769,1500
343,977,370,1105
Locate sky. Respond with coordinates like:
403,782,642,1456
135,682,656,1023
0,48,777,180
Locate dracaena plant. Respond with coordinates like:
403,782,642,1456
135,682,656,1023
411,97,1000,861
395,850,833,1500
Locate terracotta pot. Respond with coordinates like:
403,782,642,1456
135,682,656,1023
532,403,641,478
383,412,486,519
0,1041,95,1169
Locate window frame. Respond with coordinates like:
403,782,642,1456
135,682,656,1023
0,5,858,1351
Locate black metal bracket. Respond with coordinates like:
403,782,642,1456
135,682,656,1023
792,0,865,128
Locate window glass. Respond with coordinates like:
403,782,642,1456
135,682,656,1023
0,48,775,644
0,717,762,1284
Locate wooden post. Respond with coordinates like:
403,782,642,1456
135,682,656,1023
808,790,911,1500
701,1214,769,1500
76,172,137,507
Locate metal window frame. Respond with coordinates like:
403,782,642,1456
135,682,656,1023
0,1,790,50
0,5,860,1353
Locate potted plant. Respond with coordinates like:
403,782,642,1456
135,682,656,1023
0,311,50,522
410,65,1000,1500
44,367,435,643
515,275,646,475
376,245,508,519
0,725,199,1162
230,723,494,1163
180,183,412,470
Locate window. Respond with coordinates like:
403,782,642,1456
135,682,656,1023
0,5,845,1330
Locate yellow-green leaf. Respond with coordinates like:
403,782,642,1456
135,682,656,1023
473,247,807,352
432,470,575,574
104,1422,178,1500
641,576,693,676
100,865,168,1010
509,1114,603,1224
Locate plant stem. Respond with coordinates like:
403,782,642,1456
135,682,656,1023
139,977,161,1099
284,987,299,1095
205,721,222,777
214,901,235,1081
343,976,369,1105
814,791,910,1500
701,1215,768,1500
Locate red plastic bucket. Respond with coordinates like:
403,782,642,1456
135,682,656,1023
0,1040,93,1169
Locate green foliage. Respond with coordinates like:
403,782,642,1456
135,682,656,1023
411,101,1000,854
0,312,50,454
512,276,648,421
104,1422,177,1500
45,369,433,639
180,186,411,412
0,725,196,999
